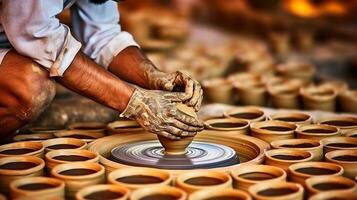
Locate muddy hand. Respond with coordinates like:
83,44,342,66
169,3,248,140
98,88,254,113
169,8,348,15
120,88,204,139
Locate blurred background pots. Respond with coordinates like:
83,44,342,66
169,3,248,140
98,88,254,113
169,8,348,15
269,112,312,125
54,130,105,143
204,118,249,135
268,85,300,109
300,86,337,112
319,80,349,95
232,79,267,106
224,107,265,122
250,121,296,143
189,188,252,200
42,138,87,153
339,90,357,113
75,184,129,200
13,132,54,142
0,141,44,158
265,149,313,171
249,181,303,200
318,116,357,135
130,186,187,200
106,120,142,135
305,176,357,197
296,124,340,142
270,139,323,161
202,78,234,104
325,149,357,179
321,137,357,153
276,62,316,84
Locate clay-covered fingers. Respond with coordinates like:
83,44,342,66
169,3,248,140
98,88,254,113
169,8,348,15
164,126,197,137
167,118,203,132
189,80,203,111
175,71,203,111
174,110,204,129
156,130,181,140
194,88,203,111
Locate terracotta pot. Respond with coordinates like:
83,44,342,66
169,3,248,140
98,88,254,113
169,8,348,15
130,186,187,200
249,181,304,200
288,161,343,187
265,149,313,172
321,137,357,153
276,62,315,84
269,112,312,125
51,162,105,199
108,167,172,190
175,170,232,193
75,184,129,200
296,124,340,142
271,139,323,161
306,176,357,196
340,90,357,113
189,188,252,200
0,141,44,158
42,138,87,153
204,118,250,135
106,120,142,135
228,72,262,84
28,126,64,134
318,115,357,135
308,190,357,200
268,32,291,57
45,149,99,172
268,85,300,109
224,107,266,122
13,133,54,142
10,177,65,200
232,80,267,106
250,121,296,143
319,80,349,95
202,78,234,104
231,164,287,192
346,129,357,138
67,122,106,133
54,130,105,143
325,149,357,179
0,156,45,194
300,86,337,112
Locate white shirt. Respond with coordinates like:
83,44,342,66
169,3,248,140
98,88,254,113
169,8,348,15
0,0,139,76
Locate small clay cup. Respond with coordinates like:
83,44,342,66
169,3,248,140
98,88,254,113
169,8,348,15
13,132,54,142
265,149,313,172
296,124,340,142
250,121,296,143
271,139,323,161
346,129,357,138
228,72,262,84
319,80,349,95
54,130,105,143
51,162,105,199
67,122,106,133
106,120,142,135
189,188,252,200
306,176,357,196
10,177,65,200
268,85,300,109
269,112,312,125
276,62,315,84
107,167,172,190
340,90,357,113
130,186,187,200
75,184,129,200
175,170,232,194
308,190,357,200
300,86,337,112
288,161,344,187
231,164,287,192
232,80,267,106
0,141,44,158
202,78,234,104
325,149,357,179
249,181,304,200
318,115,357,135
0,156,45,194
45,149,99,172
321,137,357,153
204,118,250,135
42,138,87,153
268,32,291,57
224,107,266,122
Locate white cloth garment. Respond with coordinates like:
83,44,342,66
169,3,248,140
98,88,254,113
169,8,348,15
0,0,139,76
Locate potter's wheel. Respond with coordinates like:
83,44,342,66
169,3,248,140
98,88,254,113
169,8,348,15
110,140,239,169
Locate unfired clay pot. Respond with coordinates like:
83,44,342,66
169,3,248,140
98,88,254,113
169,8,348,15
267,85,300,109
0,141,44,158
189,188,252,200
75,184,130,200
106,120,142,135
269,112,312,125
231,164,287,192
300,86,337,112
28,126,64,134
276,62,316,84
321,137,357,153
270,139,323,161
232,80,267,106
265,149,313,172
130,186,187,200
296,124,340,142
306,176,357,197
250,121,296,143
54,130,105,143
325,149,357,179
13,132,54,142
308,190,357,200
42,138,87,153
202,78,234,104
340,90,357,113
204,118,250,135
67,122,106,133
318,115,357,135
249,181,304,200
107,167,172,190
319,80,348,95
10,177,65,200
224,107,266,122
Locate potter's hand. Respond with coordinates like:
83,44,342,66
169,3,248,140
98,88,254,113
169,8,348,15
150,70,203,112
120,88,204,139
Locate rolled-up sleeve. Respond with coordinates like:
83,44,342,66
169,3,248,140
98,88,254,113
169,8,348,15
71,0,139,68
1,0,82,76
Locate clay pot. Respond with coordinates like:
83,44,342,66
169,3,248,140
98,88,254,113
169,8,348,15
232,80,267,106
42,138,87,153
249,181,304,200
13,133,54,142
346,129,357,138
325,149,357,179
106,120,142,135
175,170,232,193
45,149,99,172
321,137,357,153
268,85,300,109
296,124,340,142
0,156,45,194
204,118,250,135
75,184,129,200
288,162,344,187
306,176,357,196
0,141,44,158
308,190,357,200
130,186,187,200
276,62,315,84
269,112,312,125
300,86,337,111
231,164,287,192
319,80,348,95
189,188,252,200
28,126,64,134
108,167,172,190
318,116,357,135
265,149,313,172
54,130,105,143
224,107,266,122
250,121,296,143
340,90,357,113
67,122,106,133
228,72,262,84
268,32,291,58
51,162,105,199
202,78,234,104
10,177,65,200
271,139,323,161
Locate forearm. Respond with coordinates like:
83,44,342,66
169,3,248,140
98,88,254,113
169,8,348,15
57,51,134,112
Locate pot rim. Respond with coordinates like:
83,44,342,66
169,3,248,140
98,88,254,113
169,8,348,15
0,156,45,175
270,139,322,151
75,184,130,200
0,141,44,157
175,170,232,190
13,133,54,142
309,189,357,200
269,112,312,123
42,138,87,151
130,185,187,200
67,122,106,132
231,164,287,184
10,176,64,195
325,149,357,164
265,149,313,163
189,188,252,200
288,161,344,178
321,137,357,151
318,115,357,129
300,86,337,102
248,181,303,200
45,149,99,165
223,107,265,121
204,118,250,131
305,175,357,194
51,162,104,180
296,124,340,137
251,120,297,135
107,120,143,132
54,130,105,141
